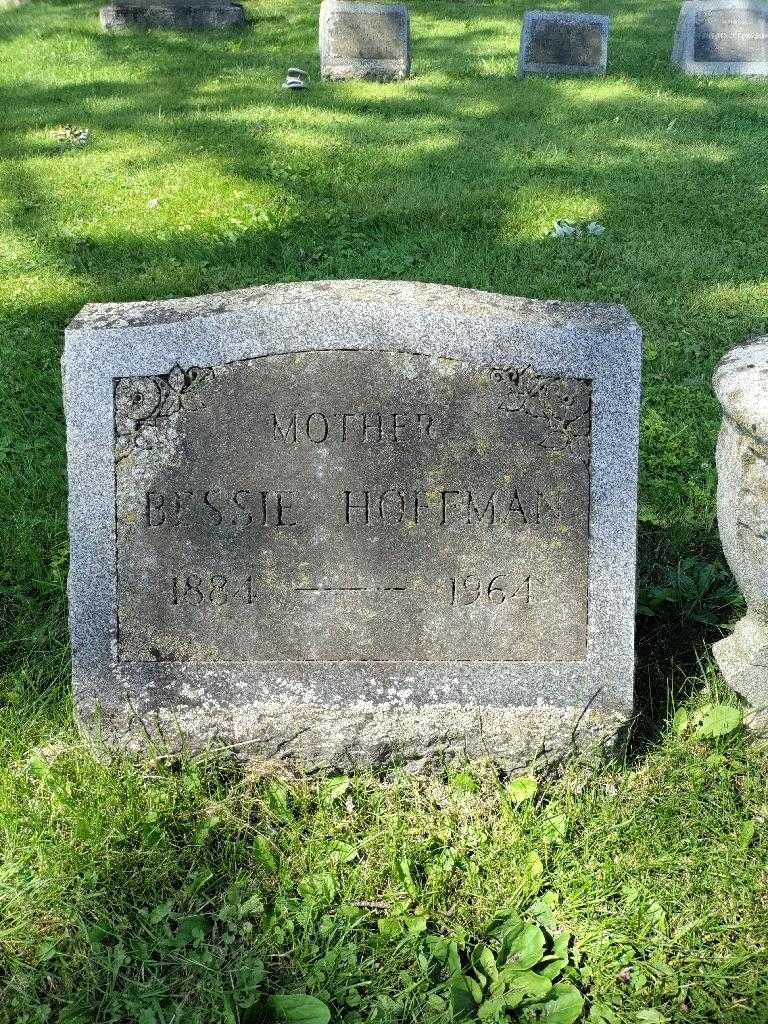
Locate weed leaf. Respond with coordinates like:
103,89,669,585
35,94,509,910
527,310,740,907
533,983,584,1023
478,995,505,1019
320,776,350,806
525,851,544,881
253,835,278,872
539,958,568,981
542,812,568,845
298,872,336,903
264,783,293,821
474,943,500,981
425,934,462,976
505,969,552,999
694,704,742,739
452,770,480,793
395,854,418,897
266,994,331,1023
507,775,538,805
451,976,480,1021
671,708,689,735
740,820,756,848
506,924,546,971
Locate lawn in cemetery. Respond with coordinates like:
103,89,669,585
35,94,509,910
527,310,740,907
2,0,768,1021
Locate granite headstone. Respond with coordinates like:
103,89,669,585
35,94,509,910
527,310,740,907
672,0,768,74
320,0,410,81
519,10,609,76
63,280,641,770
100,0,245,31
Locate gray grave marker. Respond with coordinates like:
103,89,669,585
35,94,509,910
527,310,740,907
320,0,410,81
519,10,609,76
672,0,768,74
64,281,641,770
100,0,245,31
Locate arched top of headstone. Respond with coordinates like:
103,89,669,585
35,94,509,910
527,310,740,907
68,278,637,337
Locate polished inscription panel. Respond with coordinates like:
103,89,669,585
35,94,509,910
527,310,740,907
694,7,768,61
328,10,404,60
114,351,591,663
526,20,603,66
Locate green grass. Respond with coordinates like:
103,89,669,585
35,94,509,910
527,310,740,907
2,0,768,1020
2,688,767,1023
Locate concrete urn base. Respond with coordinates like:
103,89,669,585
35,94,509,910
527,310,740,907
713,339,768,722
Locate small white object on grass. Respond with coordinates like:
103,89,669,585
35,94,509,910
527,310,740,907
148,197,160,210
551,220,581,238
550,219,605,238
53,125,90,146
282,67,310,90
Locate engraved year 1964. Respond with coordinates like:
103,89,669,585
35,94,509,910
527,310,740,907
449,574,535,607
165,572,538,609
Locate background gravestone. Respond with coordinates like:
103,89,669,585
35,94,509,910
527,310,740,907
320,0,410,81
100,0,245,31
519,10,609,76
672,0,768,74
63,280,641,771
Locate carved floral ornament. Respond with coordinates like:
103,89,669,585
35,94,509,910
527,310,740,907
490,367,592,465
114,364,213,453
113,358,592,465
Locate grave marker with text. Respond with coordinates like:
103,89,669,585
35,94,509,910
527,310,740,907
519,10,609,76
320,0,410,80
100,0,245,31
64,281,641,770
672,0,768,74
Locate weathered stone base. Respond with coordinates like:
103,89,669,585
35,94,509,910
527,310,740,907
714,632,768,730
99,2,245,30
321,60,409,81
77,696,629,773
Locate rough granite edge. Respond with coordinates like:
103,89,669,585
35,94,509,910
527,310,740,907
321,60,410,81
712,335,768,439
66,279,638,336
713,635,768,729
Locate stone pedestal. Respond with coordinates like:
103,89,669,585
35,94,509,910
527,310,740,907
100,1,245,30
713,339,768,719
